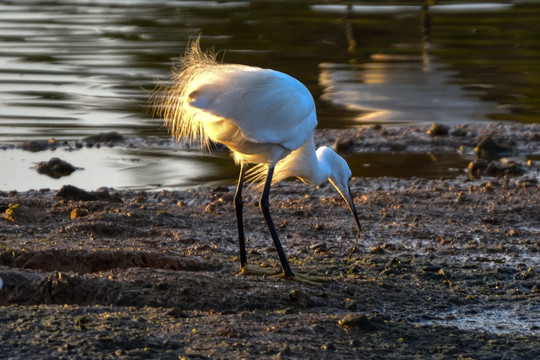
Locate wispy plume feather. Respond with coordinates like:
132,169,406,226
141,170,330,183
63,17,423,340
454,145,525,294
150,37,217,149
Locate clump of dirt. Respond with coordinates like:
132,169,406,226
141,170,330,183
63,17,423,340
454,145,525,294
0,123,539,359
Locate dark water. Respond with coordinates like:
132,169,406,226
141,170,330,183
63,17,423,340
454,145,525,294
0,0,539,191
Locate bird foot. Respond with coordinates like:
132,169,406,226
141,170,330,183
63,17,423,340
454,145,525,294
277,272,331,286
240,264,281,276
240,265,330,285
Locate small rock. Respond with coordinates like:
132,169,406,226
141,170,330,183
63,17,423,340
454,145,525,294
35,157,79,179
499,159,526,176
334,137,355,154
469,159,526,179
322,342,336,351
21,140,49,152
467,159,489,179
2,204,46,223
427,123,449,136
83,131,124,145
508,229,518,237
204,203,218,214
56,185,98,201
314,223,324,231
70,208,89,219
338,313,375,331
475,136,513,160
55,185,122,202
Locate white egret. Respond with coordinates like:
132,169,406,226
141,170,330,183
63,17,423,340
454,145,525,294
152,39,361,279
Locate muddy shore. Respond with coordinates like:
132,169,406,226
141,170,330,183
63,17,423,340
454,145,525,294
1,122,539,359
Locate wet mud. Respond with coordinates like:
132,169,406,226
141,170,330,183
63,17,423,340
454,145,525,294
1,123,539,359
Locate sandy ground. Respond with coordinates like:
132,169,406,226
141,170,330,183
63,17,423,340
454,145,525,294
1,122,539,359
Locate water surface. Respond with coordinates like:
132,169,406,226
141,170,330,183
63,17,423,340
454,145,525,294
1,0,539,191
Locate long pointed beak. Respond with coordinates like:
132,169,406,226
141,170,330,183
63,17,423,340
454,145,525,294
330,179,362,232
344,185,362,232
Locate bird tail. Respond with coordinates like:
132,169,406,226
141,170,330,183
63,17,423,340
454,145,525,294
245,157,296,191
150,37,217,148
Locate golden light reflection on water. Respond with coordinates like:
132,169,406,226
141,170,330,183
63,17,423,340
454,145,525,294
0,0,539,190
319,56,506,124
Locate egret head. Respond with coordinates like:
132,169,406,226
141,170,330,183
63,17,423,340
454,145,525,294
317,147,362,232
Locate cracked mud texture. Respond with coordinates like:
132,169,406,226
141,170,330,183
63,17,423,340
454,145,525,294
1,123,539,359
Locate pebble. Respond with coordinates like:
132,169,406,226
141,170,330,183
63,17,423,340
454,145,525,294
322,342,336,351
426,123,449,136
475,136,513,159
468,159,489,179
70,208,89,219
338,314,375,331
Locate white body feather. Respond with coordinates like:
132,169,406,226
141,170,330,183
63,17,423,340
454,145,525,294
153,42,317,168
152,40,354,203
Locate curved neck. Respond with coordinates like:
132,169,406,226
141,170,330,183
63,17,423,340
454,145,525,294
273,138,329,186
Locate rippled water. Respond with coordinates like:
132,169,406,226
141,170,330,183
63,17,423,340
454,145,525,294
0,0,539,191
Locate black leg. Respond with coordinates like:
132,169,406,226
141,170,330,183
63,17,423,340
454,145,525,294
234,163,247,268
260,166,294,278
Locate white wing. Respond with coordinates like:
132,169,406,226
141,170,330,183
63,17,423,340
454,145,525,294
189,66,317,151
